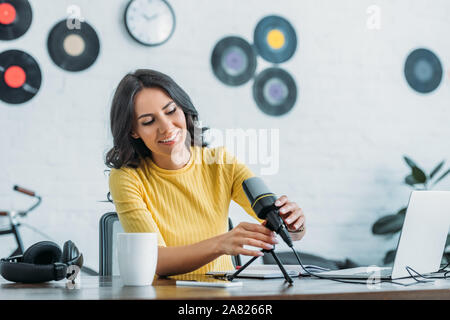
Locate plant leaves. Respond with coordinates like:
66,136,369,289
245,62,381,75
430,160,445,179
372,214,405,235
383,249,397,265
404,175,417,186
432,168,450,186
445,233,450,247
443,253,450,264
403,156,417,169
397,207,407,215
412,166,427,183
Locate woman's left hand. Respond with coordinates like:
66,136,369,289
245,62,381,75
274,195,306,241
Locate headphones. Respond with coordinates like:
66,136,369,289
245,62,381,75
0,240,83,283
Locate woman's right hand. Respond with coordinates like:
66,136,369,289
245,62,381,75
218,222,279,257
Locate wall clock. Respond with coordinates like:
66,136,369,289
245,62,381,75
124,0,175,46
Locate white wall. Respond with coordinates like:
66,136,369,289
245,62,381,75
1,0,449,271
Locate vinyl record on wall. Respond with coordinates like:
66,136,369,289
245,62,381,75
0,0,32,40
404,48,443,94
253,67,297,116
47,19,100,72
253,15,297,64
211,36,257,86
0,49,42,104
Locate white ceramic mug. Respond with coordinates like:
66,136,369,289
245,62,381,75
117,233,158,286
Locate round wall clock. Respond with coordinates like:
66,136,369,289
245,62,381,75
124,0,176,46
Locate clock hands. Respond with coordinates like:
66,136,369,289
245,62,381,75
143,13,159,21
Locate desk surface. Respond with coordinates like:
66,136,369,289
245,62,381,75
1,275,450,300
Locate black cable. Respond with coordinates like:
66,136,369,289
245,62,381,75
438,262,450,273
405,265,450,280
405,266,434,283
290,247,423,287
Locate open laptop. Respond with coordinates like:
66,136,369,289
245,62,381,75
317,191,450,280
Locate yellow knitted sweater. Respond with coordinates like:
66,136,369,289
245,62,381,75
108,145,262,275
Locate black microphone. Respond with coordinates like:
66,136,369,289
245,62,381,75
242,177,293,248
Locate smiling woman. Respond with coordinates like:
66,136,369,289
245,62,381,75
105,69,306,277
105,69,207,170
131,87,190,170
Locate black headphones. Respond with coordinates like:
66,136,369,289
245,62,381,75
0,240,83,283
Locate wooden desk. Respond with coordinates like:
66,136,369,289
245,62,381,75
1,275,449,300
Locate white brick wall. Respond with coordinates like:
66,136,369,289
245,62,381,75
1,0,449,272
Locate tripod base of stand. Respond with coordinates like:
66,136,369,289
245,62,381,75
227,248,294,284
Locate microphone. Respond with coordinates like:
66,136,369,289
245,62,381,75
242,177,293,248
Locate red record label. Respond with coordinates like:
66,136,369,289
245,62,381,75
0,50,42,105
0,0,32,40
0,3,16,25
4,65,26,88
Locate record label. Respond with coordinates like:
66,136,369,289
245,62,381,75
253,67,297,116
0,50,42,104
254,15,297,64
0,0,32,40
47,19,100,72
0,3,16,25
211,36,257,86
404,48,442,94
4,65,26,88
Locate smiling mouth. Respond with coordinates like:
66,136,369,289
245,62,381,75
158,131,179,143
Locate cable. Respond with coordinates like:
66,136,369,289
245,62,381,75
405,266,434,283
290,247,424,287
404,265,450,280
438,262,450,273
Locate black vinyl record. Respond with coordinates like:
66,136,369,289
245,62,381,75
0,49,42,104
254,15,297,64
253,67,297,116
404,48,442,94
211,36,257,86
0,0,32,40
47,19,100,72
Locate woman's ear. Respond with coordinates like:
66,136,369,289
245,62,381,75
130,131,139,139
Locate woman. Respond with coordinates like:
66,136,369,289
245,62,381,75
105,69,306,276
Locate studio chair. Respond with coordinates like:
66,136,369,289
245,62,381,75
99,212,242,275
99,212,123,276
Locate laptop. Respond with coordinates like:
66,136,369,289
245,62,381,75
317,191,450,280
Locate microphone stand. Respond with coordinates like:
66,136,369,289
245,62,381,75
227,246,294,284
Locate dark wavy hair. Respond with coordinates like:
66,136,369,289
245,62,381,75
105,69,209,169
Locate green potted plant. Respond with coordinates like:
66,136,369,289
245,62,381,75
372,156,450,265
